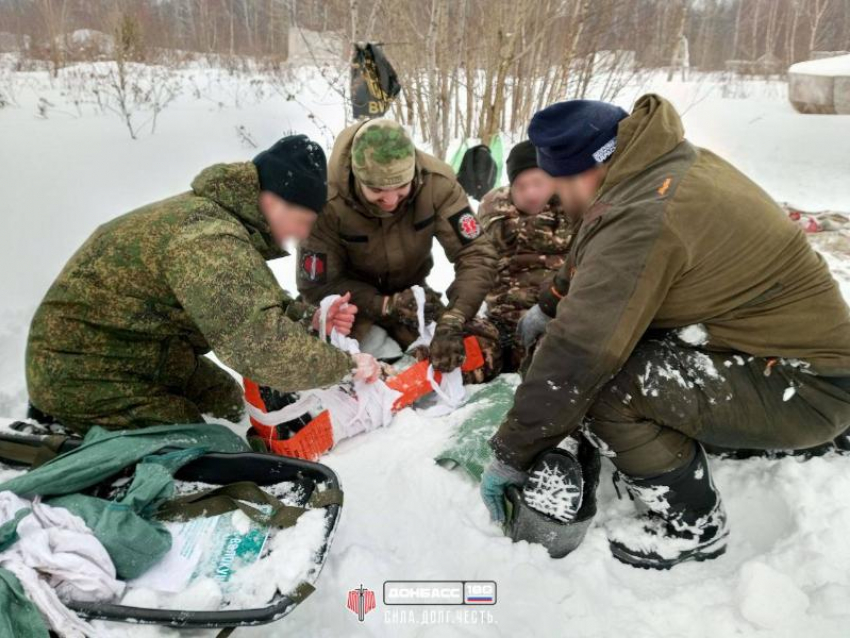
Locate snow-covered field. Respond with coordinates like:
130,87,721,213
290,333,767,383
2,59,850,637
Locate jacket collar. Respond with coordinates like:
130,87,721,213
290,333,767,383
596,93,685,200
191,162,287,260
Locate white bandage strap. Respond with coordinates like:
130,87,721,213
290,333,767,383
318,294,360,354
409,286,466,411
406,285,436,351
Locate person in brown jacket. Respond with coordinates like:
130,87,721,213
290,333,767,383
297,119,499,375
481,94,850,569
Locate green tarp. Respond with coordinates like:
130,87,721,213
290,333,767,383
49,449,209,579
0,423,248,498
0,507,30,553
0,424,250,580
0,568,49,638
435,376,518,481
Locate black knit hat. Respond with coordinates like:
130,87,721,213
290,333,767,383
529,100,628,176
252,134,328,214
506,140,539,184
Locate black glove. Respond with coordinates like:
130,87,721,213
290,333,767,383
430,310,467,372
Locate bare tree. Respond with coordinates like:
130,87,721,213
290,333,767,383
35,0,69,76
807,0,835,54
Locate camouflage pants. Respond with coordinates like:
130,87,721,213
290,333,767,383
488,312,527,373
583,337,850,477
29,355,245,436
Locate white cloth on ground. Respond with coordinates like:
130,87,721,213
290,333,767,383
424,365,465,416
249,296,401,443
318,295,401,437
248,290,465,435
406,285,466,414
359,325,404,360
0,491,121,638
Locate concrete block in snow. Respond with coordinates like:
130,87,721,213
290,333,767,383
788,54,850,114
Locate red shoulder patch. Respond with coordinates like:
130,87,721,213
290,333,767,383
299,251,327,284
449,208,482,244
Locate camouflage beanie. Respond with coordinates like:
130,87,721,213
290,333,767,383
351,119,416,189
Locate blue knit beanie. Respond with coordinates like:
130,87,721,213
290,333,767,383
528,100,629,177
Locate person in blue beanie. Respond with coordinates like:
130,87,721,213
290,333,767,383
480,94,850,569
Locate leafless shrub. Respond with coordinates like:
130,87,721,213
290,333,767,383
236,124,258,148
89,61,181,138
0,65,17,108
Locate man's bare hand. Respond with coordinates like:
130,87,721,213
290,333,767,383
313,292,358,336
352,353,380,384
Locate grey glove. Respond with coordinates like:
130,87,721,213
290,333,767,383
516,304,551,349
480,459,528,523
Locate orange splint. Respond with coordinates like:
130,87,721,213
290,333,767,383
245,336,486,461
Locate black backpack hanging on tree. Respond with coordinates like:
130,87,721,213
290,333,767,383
350,43,401,119
456,144,498,200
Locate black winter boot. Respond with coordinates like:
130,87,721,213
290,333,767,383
834,426,850,453
606,444,729,570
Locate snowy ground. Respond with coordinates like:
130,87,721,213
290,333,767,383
1,60,850,637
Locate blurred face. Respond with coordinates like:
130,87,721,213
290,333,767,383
258,191,318,245
359,182,413,213
552,165,609,217
510,168,555,215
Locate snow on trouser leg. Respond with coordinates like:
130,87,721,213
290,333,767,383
505,435,601,558
584,337,850,477
606,443,729,570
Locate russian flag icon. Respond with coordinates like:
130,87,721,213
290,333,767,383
464,581,496,605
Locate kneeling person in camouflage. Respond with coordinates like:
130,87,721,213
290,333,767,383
297,119,501,380
479,140,577,371
26,135,379,435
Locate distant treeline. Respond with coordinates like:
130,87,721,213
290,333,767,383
2,0,849,152
0,0,847,69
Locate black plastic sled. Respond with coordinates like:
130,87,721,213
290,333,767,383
0,425,343,631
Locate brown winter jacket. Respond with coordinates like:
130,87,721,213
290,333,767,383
297,121,498,322
492,93,850,470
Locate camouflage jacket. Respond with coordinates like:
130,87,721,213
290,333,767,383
26,162,352,409
478,187,577,326
297,120,498,323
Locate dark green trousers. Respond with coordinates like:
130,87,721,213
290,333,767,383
584,337,850,477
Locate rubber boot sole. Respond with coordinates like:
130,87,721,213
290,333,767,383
609,532,729,571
